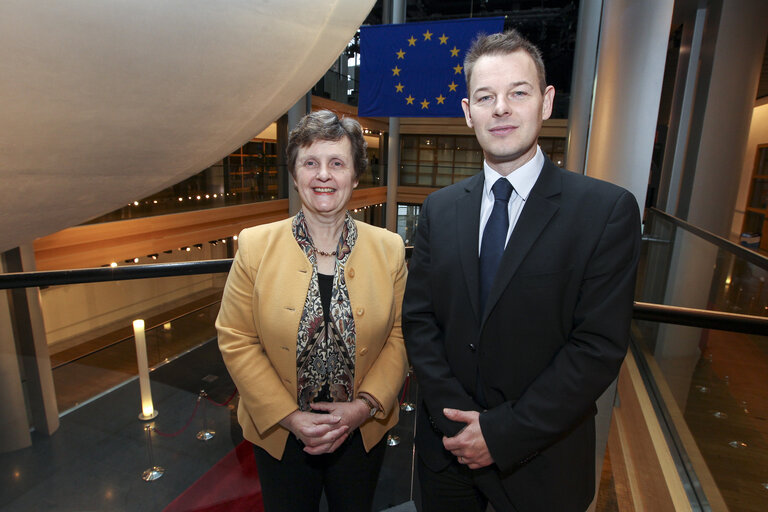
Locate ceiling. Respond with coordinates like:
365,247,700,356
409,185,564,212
0,0,375,254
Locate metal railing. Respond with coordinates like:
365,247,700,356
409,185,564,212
2,254,766,335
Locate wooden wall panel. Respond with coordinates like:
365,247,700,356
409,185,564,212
610,352,692,511
34,187,395,271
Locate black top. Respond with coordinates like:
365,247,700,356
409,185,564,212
318,272,333,325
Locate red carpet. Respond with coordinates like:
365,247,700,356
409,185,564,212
163,441,264,512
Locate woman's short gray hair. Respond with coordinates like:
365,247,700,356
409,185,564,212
286,110,368,180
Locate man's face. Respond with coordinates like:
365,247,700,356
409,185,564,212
461,50,554,175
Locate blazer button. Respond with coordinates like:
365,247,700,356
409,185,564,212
468,343,476,352
348,268,355,278
357,308,365,316
360,347,368,356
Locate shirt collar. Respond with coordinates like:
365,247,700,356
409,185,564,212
482,146,544,201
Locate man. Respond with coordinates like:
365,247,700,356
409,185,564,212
402,30,641,512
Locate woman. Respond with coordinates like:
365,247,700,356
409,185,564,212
216,110,408,511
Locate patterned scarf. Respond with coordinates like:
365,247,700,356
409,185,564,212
292,210,357,411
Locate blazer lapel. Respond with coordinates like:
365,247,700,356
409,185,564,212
481,160,562,325
456,173,484,323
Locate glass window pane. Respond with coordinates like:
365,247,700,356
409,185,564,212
748,179,768,209
420,136,436,148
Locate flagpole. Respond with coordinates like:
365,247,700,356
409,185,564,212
385,0,405,232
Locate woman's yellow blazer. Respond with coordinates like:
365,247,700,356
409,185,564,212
216,217,408,459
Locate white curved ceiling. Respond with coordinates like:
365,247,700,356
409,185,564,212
0,0,374,254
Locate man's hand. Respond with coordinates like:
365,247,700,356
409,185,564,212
442,408,494,469
279,410,349,455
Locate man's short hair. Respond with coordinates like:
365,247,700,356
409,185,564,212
463,29,547,93
286,110,368,180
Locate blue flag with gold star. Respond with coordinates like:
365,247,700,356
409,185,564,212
359,17,504,117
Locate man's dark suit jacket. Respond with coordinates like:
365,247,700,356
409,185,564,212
402,158,641,512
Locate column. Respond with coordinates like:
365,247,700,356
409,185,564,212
656,7,707,213
675,0,768,237
384,0,405,232
0,254,32,452
564,0,602,174
4,244,59,436
573,4,674,509
277,93,312,216
584,0,675,209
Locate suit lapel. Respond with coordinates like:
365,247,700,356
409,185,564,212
456,173,484,323
481,160,562,325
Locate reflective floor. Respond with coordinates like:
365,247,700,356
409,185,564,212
1,339,418,511
2,289,622,511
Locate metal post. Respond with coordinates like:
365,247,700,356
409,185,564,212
141,424,165,481
385,0,405,232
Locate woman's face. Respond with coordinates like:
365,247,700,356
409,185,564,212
293,137,358,219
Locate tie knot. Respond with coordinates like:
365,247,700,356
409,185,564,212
491,178,513,202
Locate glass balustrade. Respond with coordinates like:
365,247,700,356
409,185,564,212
3,208,767,511
634,209,768,511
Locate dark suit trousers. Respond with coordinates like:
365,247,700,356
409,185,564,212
252,431,386,512
417,455,517,512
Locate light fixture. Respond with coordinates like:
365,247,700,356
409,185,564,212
110,262,118,267
133,320,158,420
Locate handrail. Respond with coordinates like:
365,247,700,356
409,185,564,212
1,259,766,335
633,301,767,335
0,259,233,288
648,207,768,269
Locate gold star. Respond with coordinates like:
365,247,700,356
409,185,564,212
392,65,401,76
448,81,458,92
423,30,433,41
436,94,446,104
453,63,463,74
450,46,460,57
395,82,404,93
405,95,415,105
396,49,406,59
420,98,430,109
407,35,417,46
439,34,449,45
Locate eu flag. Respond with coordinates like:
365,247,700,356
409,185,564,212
359,17,504,117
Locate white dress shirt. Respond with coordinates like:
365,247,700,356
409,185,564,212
478,146,544,255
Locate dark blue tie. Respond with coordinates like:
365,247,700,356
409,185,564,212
479,178,513,313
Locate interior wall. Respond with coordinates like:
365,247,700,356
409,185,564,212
41,243,228,349
732,98,768,236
